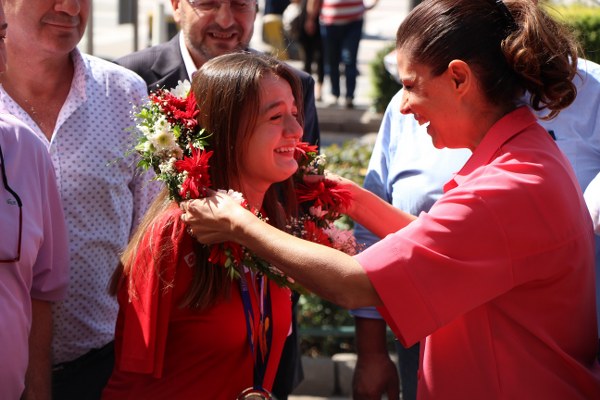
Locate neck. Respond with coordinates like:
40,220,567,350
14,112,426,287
471,105,516,149
0,50,74,139
5,46,74,84
240,185,267,212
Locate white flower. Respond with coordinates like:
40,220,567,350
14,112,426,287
158,157,178,175
315,154,327,166
135,140,153,153
138,124,152,139
170,80,191,98
148,117,179,153
218,189,246,205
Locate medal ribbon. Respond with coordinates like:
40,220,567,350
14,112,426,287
239,270,273,393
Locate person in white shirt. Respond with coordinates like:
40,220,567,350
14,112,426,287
0,0,158,398
585,174,600,235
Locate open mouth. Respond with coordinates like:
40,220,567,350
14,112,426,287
275,146,296,154
413,113,430,127
208,31,237,40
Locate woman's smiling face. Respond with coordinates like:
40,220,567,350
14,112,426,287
396,48,469,150
239,73,303,194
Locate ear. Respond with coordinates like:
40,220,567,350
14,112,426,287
171,0,182,24
447,59,472,96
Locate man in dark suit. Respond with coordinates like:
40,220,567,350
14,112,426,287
116,1,320,398
116,0,319,146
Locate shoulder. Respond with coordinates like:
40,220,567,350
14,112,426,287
292,67,314,91
0,113,46,154
148,203,187,240
116,39,184,91
248,48,313,87
115,41,174,70
574,58,600,93
82,53,147,92
291,66,312,83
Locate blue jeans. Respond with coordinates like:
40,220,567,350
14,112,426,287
320,18,363,99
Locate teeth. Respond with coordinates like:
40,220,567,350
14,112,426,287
211,32,234,39
423,121,430,128
275,147,295,153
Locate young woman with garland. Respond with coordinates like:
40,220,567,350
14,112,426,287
102,52,304,399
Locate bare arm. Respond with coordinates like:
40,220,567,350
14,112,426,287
306,0,322,19
305,0,322,35
325,174,417,238
22,300,52,400
182,193,382,309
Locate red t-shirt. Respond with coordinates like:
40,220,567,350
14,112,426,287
103,206,292,399
357,107,600,399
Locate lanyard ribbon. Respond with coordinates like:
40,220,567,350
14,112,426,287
239,270,273,392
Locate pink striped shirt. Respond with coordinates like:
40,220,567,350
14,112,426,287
319,0,365,25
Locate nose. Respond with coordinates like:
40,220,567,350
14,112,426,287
214,3,235,28
55,0,83,16
399,89,411,115
284,114,303,140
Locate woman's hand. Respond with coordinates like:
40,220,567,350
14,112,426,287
303,171,362,216
180,191,253,245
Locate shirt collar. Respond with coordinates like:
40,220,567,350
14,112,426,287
53,48,87,132
179,32,197,81
444,106,538,191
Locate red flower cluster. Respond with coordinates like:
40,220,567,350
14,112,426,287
294,142,319,161
301,220,332,247
174,147,213,199
296,179,353,218
208,241,244,267
152,90,199,132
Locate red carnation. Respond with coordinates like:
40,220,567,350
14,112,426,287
153,89,199,132
209,242,244,267
174,147,213,199
302,220,332,247
296,179,352,214
172,91,199,131
294,141,319,161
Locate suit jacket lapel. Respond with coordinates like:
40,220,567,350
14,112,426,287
150,36,189,91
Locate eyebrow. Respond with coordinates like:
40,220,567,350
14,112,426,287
262,99,296,114
263,101,283,113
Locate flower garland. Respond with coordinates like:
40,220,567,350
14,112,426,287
133,81,358,289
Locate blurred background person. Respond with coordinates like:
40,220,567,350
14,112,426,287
306,0,378,108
